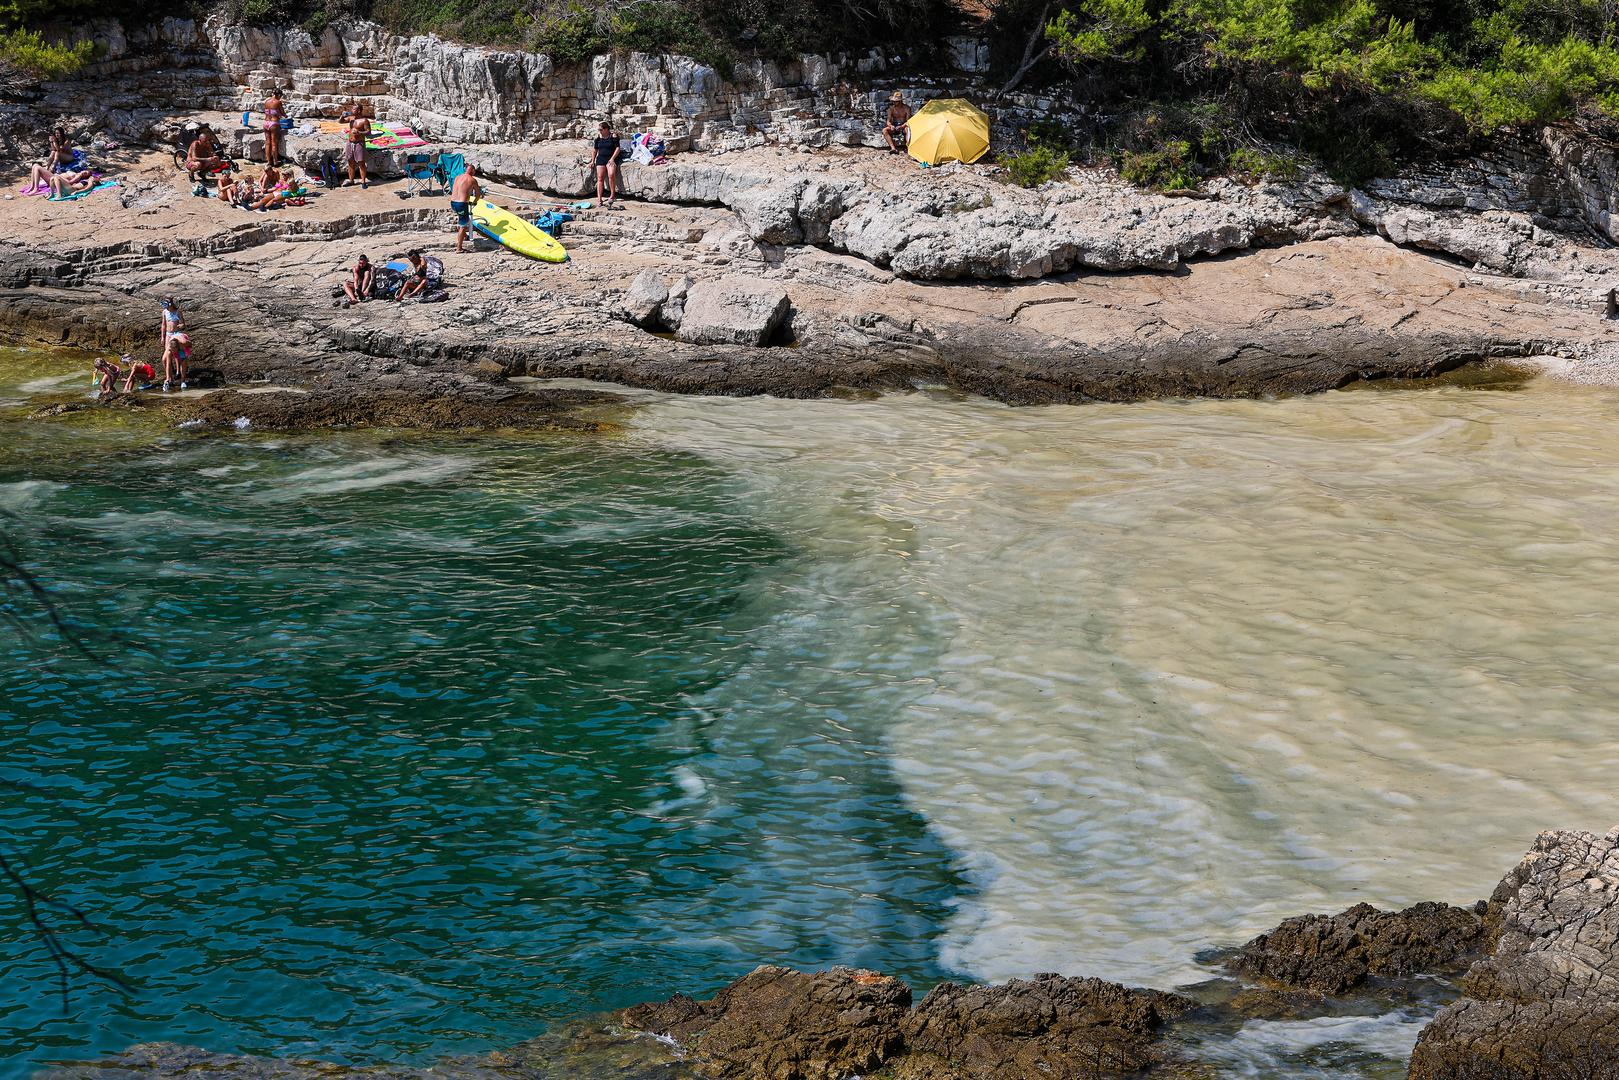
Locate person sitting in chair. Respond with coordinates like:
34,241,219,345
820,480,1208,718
883,92,911,154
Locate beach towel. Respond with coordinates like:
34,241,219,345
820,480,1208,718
48,179,117,203
318,120,348,135
366,122,431,150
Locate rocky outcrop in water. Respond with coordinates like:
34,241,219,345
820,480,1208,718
620,965,1196,1080
1407,827,1619,1080
893,975,1195,1079
622,965,912,1080
1228,900,1492,995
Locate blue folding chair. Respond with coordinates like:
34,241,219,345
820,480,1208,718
403,152,441,196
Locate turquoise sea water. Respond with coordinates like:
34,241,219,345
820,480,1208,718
6,350,1619,1079
0,354,961,1072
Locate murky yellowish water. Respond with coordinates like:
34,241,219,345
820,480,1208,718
630,375,1619,996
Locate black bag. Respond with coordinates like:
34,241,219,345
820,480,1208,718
319,152,341,189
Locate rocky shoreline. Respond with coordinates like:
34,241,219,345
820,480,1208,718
35,826,1619,1079
7,135,1619,430
5,15,1619,424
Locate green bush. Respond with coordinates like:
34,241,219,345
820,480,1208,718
1225,145,1302,180
1117,139,1197,190
1000,143,1072,186
0,27,93,78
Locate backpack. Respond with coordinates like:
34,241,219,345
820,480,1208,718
319,151,341,189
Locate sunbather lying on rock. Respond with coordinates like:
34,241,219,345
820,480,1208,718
49,167,96,199
249,166,286,211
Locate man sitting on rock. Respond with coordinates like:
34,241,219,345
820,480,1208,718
883,92,911,154
397,250,430,301
343,255,374,306
185,125,226,180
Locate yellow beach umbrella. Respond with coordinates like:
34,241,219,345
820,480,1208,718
906,98,991,166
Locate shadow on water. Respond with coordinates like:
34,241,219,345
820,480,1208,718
1337,359,1538,394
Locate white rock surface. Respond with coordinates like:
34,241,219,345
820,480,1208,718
676,278,791,346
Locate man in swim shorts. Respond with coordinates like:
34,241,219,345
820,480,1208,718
450,163,481,253
883,92,911,153
346,108,369,189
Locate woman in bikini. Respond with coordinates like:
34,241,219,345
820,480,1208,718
396,249,430,301
263,85,285,168
249,165,287,211
346,107,370,189
48,166,96,199
25,128,75,192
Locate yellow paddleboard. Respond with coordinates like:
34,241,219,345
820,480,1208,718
469,197,568,263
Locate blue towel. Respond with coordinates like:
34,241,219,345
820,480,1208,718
48,180,117,202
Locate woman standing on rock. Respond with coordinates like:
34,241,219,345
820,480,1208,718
263,84,285,168
591,122,622,209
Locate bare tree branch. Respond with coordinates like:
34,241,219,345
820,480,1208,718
996,2,1053,99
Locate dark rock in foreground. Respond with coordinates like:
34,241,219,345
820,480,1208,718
1228,900,1491,995
621,965,910,1080
1408,827,1619,1080
894,974,1195,1079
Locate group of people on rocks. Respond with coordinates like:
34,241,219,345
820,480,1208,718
91,296,192,396
340,249,435,306
21,126,106,199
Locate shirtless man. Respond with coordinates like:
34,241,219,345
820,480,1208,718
343,254,374,305
185,125,223,178
883,92,911,153
449,162,482,253
345,108,370,189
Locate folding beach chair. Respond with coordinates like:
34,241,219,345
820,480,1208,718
403,151,441,196
437,152,467,190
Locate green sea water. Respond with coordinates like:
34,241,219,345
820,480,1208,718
6,348,1619,1079
0,350,963,1072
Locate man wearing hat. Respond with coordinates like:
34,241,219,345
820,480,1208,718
883,92,911,154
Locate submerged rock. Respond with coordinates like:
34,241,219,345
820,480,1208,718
1227,900,1490,995
621,964,911,1080
1408,827,1619,1079
894,973,1195,1079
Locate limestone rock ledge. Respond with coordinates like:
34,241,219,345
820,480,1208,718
1407,827,1619,1080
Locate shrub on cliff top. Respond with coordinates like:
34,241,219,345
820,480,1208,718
0,27,93,78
